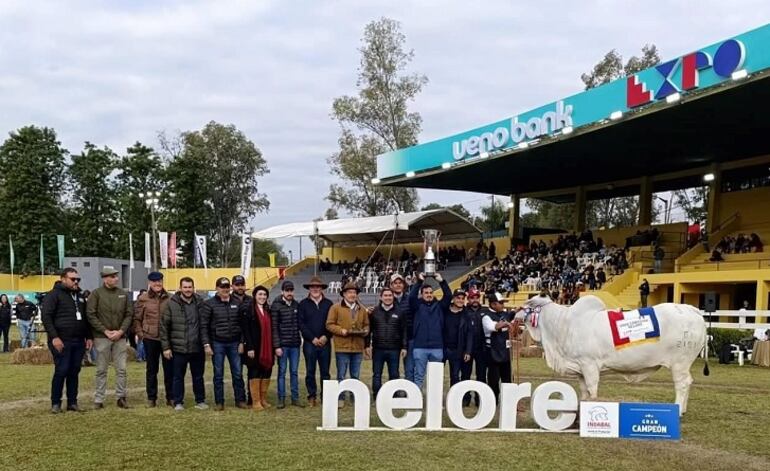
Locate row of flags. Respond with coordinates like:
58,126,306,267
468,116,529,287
8,233,254,277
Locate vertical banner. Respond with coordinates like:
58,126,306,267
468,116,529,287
195,234,208,271
169,232,177,269
144,232,152,269
39,234,45,275
240,234,252,278
268,252,276,268
128,233,135,293
158,231,169,269
9,236,15,291
56,235,65,269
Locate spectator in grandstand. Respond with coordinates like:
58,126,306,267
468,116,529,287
87,266,133,409
366,287,406,398
639,278,650,308
14,293,38,348
749,233,763,252
409,272,451,389
596,267,607,289
488,241,496,260
41,269,92,414
201,277,247,411
161,277,208,411
653,244,665,273
270,280,302,409
326,282,369,409
0,294,10,352
240,285,274,411
133,272,172,408
297,276,333,408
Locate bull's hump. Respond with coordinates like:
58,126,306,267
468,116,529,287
568,295,607,315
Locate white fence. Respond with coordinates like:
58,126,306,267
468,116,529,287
700,310,770,330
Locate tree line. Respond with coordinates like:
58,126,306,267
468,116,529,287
0,121,284,275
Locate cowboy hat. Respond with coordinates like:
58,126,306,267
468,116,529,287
303,276,328,290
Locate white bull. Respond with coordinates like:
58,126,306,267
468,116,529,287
518,295,708,415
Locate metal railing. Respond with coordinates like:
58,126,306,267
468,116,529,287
679,258,770,272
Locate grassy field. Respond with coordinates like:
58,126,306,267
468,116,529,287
0,336,768,470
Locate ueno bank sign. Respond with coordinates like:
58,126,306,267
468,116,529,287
452,101,573,161
320,362,578,432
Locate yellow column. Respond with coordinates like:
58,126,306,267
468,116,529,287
574,187,586,233
757,281,769,322
638,176,653,226
673,282,683,304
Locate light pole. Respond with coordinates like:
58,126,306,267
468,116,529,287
139,191,161,271
288,250,293,265
654,195,670,224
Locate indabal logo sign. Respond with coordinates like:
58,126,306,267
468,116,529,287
627,39,746,108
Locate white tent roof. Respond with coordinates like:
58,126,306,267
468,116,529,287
252,209,481,245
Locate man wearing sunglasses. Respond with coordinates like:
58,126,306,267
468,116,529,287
41,268,93,414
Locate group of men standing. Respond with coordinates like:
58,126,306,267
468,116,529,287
40,264,518,414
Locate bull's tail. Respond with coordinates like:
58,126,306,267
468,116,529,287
702,330,711,376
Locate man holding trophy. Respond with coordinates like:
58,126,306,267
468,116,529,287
408,229,452,389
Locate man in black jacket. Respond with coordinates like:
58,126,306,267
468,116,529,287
15,294,38,348
41,269,93,413
201,277,247,410
466,287,488,407
443,289,472,389
161,277,207,411
482,292,514,403
297,276,333,407
270,280,302,408
366,287,407,398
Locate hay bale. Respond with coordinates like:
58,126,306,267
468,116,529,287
520,345,544,358
11,347,53,365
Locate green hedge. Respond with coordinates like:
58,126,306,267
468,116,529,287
708,328,754,357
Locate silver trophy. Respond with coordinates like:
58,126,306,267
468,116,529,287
421,229,441,276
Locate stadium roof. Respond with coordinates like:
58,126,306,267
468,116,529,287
375,24,770,201
252,209,481,245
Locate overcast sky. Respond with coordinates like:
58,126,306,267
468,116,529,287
1,1,768,257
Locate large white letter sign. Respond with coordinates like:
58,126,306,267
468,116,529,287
531,381,578,431
424,362,444,430
498,382,532,431
445,381,496,430
321,379,370,430
376,379,423,430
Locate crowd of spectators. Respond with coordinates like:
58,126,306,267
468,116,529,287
460,231,628,305
709,233,763,261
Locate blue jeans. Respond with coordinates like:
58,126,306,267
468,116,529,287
172,351,206,406
413,348,443,389
335,352,362,401
212,341,246,405
18,319,35,348
372,349,400,397
302,342,330,399
48,338,85,406
277,346,300,401
403,339,415,382
136,339,146,362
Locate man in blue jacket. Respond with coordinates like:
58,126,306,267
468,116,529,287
408,272,451,389
297,276,333,407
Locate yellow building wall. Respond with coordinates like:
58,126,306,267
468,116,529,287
718,185,770,228
0,274,61,292
531,222,687,248
159,268,279,291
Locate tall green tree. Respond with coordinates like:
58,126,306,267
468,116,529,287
672,187,709,225
163,122,269,267
475,199,507,233
67,142,120,256
0,126,67,274
114,142,166,259
523,199,575,231
421,202,472,220
328,17,427,216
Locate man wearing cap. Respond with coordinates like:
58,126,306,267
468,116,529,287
201,277,247,410
326,282,369,408
230,274,253,404
443,288,472,390
87,266,133,409
482,292,515,403
270,280,303,408
389,273,415,383
465,287,488,407
133,271,172,408
408,272,452,389
297,276,333,407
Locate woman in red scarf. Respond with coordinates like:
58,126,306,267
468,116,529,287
241,285,274,410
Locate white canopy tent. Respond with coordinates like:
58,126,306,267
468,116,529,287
252,209,481,246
